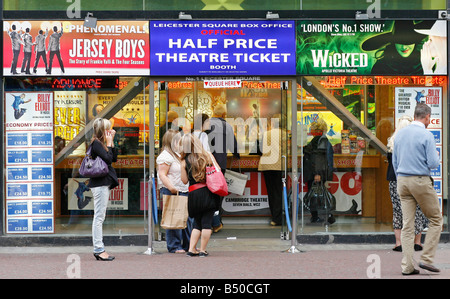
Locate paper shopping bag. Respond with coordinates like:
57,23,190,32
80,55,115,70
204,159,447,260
160,194,188,230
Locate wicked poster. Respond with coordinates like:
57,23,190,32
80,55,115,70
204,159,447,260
296,20,447,75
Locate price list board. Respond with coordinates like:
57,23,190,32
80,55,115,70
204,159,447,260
4,92,54,233
395,87,444,212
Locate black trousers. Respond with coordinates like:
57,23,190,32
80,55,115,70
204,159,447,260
10,49,20,73
34,51,48,72
263,170,282,224
21,51,32,73
48,50,65,73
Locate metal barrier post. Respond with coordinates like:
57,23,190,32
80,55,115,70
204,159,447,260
144,79,156,255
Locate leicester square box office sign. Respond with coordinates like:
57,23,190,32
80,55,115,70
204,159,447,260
149,20,296,76
3,20,150,76
296,20,447,76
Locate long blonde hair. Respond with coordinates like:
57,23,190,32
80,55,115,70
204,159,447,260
180,133,211,182
161,129,181,162
387,115,413,152
91,118,111,150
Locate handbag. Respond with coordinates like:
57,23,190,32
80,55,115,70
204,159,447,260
303,181,336,212
206,153,228,196
160,193,188,230
224,160,248,195
79,144,109,178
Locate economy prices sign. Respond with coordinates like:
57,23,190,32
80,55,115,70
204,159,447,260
150,20,296,76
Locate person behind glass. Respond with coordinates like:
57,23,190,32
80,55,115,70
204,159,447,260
257,114,284,226
157,130,192,253
303,119,335,224
88,118,118,261
193,113,210,152
386,115,428,252
206,104,240,233
180,134,220,257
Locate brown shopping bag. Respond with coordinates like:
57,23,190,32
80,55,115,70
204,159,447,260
160,193,188,229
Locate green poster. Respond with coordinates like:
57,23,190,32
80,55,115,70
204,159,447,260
296,20,447,75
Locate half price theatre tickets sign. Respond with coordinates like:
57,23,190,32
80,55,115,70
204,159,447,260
3,20,149,76
150,20,296,76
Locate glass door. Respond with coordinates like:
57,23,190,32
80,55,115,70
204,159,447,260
153,79,291,239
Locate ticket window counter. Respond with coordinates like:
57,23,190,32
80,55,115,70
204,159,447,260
155,79,292,238
156,77,426,237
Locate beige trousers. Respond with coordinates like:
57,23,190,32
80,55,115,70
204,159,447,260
397,176,443,273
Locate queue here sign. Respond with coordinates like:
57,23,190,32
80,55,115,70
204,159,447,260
150,20,296,76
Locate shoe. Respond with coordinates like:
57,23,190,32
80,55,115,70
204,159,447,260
199,251,209,257
402,269,420,276
186,251,199,257
213,223,223,233
393,245,402,252
419,262,440,273
327,214,336,225
174,249,186,254
414,244,423,251
93,251,115,261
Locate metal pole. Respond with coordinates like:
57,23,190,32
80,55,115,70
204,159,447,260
287,78,301,253
300,79,304,231
144,79,156,255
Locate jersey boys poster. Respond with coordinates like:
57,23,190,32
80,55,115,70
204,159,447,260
4,20,150,76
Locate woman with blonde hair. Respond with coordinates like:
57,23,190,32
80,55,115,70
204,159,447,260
303,118,335,223
386,115,428,252
157,129,191,253
180,133,220,257
87,118,118,261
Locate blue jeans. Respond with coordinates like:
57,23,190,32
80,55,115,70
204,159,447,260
160,187,193,252
91,186,110,254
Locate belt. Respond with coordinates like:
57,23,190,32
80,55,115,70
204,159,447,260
189,183,207,192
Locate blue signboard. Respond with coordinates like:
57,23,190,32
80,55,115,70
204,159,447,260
7,132,28,146
150,20,296,76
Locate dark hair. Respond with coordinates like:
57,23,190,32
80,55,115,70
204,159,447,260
193,113,209,131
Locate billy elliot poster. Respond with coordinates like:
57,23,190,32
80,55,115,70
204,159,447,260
3,20,150,76
150,20,296,76
296,20,447,75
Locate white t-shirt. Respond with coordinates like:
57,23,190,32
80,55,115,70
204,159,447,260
193,130,210,152
156,150,189,192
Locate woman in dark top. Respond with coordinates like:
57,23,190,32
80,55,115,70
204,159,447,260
180,133,219,257
87,118,118,261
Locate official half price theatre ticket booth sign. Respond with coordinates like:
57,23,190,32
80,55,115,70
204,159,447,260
150,20,296,76
3,20,150,76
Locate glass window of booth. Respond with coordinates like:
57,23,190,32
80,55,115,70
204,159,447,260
4,77,150,234
297,75,447,234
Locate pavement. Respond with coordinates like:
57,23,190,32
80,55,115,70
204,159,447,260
1,237,450,282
